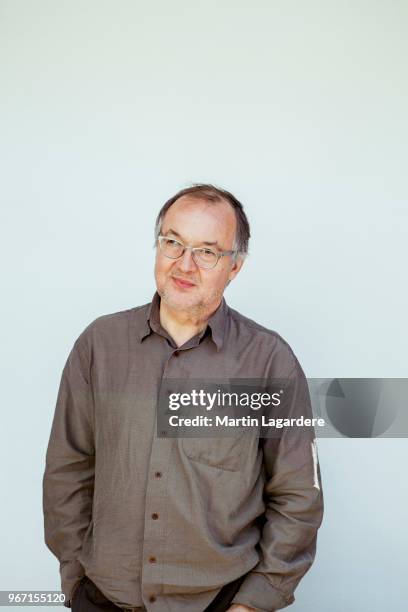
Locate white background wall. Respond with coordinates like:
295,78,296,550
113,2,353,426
1,1,407,610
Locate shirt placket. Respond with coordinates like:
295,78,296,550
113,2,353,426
140,345,184,610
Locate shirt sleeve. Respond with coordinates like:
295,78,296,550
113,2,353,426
42,334,95,607
231,357,324,611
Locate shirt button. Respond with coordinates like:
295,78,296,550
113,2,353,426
151,512,159,520
149,596,156,603
154,471,162,479
148,556,156,564
173,350,180,356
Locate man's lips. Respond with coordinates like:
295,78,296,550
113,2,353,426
172,276,196,289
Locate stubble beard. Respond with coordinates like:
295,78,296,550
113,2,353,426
158,279,223,319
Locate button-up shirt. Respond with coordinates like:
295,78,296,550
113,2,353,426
42,291,324,612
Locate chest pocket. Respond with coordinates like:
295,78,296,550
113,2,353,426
181,432,251,472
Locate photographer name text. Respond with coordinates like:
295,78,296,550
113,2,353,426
168,415,326,428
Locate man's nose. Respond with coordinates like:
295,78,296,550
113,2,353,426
177,248,197,272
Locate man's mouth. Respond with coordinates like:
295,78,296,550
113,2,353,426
172,276,196,289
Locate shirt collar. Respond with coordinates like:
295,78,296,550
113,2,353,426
139,291,227,351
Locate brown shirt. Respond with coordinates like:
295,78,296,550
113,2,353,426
42,292,324,612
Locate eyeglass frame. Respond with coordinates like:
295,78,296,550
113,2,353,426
156,235,238,269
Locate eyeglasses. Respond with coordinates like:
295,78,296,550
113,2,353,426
157,235,237,269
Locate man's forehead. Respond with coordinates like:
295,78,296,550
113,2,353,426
162,196,236,229
161,197,236,246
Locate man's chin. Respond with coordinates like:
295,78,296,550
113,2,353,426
161,289,202,312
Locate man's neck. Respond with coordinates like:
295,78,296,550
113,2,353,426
159,299,220,348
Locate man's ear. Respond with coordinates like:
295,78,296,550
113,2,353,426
228,256,245,282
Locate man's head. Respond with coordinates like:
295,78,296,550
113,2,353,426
154,184,250,317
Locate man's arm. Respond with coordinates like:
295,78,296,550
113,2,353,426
231,357,324,612
42,334,95,608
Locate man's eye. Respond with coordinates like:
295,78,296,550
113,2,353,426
166,239,179,246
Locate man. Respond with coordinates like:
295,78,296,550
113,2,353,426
43,184,324,612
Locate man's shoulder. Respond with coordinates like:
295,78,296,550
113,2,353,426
92,302,149,327
74,301,150,346
227,304,301,376
228,304,293,348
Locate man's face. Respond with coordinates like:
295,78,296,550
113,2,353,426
154,196,244,316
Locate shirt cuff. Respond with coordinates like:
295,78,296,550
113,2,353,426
231,572,295,611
